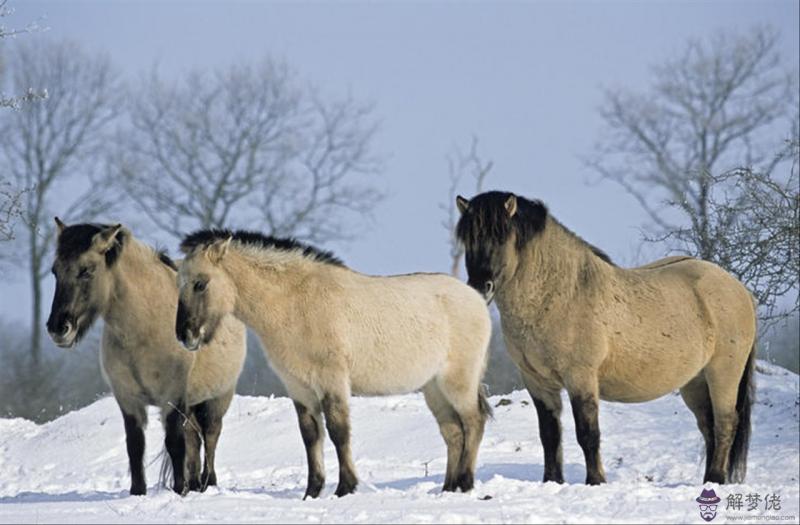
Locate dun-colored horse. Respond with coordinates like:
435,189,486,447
456,191,756,485
47,220,246,495
174,230,492,497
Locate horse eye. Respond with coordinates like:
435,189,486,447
194,280,207,293
78,266,94,279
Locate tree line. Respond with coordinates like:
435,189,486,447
0,13,797,421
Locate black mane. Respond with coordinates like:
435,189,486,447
157,249,178,271
180,229,345,267
57,223,127,267
456,191,548,251
456,191,614,266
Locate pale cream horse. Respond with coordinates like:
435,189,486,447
174,229,492,498
47,220,246,495
455,191,756,485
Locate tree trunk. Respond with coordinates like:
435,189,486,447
30,254,42,366
450,254,462,279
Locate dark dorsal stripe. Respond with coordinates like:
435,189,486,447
456,191,614,266
180,229,345,267
57,224,126,267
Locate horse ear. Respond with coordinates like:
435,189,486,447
504,195,518,218
54,217,67,236
92,224,123,254
456,195,470,215
207,236,232,263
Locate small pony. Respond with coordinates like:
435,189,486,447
47,220,246,495
455,191,756,485
174,229,492,497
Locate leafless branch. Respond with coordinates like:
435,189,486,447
441,135,493,277
112,59,383,243
0,38,122,362
586,26,799,325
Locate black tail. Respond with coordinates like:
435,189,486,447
728,342,756,483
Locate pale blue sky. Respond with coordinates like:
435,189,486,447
1,0,798,324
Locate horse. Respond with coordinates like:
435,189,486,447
46,219,247,495
173,229,492,498
455,191,757,486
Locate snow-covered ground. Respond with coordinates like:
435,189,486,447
0,361,797,524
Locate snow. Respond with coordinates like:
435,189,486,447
1,361,797,524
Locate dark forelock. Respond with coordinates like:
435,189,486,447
57,223,126,267
456,191,548,251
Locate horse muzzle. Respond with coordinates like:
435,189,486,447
48,320,77,348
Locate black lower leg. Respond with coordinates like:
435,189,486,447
570,395,605,485
701,407,717,482
322,395,358,497
294,401,325,499
186,409,204,492
193,401,219,490
122,411,147,496
165,404,188,496
532,397,564,483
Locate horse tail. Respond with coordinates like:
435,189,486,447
728,339,756,483
157,444,173,489
478,383,493,420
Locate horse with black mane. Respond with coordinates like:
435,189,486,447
174,229,492,498
455,191,756,485
46,219,246,495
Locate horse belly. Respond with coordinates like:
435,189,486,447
599,337,708,403
348,333,449,396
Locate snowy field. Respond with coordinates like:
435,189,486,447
0,361,797,524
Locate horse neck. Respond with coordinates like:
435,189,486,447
221,249,308,338
500,217,610,310
104,237,178,332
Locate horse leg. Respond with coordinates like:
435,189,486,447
185,410,203,492
120,403,148,496
679,374,715,480
422,381,465,492
434,375,489,492
568,377,606,485
196,389,235,490
322,390,358,497
522,374,564,484
703,362,745,484
293,399,326,499
164,400,188,496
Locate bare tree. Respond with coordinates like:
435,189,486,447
0,0,43,252
441,136,492,277
0,179,24,243
0,0,46,109
703,136,799,325
0,39,121,364
114,59,383,243
586,26,799,324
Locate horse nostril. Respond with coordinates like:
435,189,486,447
60,320,72,336
485,281,495,295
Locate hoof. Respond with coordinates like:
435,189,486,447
586,474,606,486
457,471,475,492
543,469,564,484
173,480,188,496
303,474,325,500
130,483,146,496
188,478,203,492
204,472,217,487
704,471,726,484
442,480,458,492
334,481,357,498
